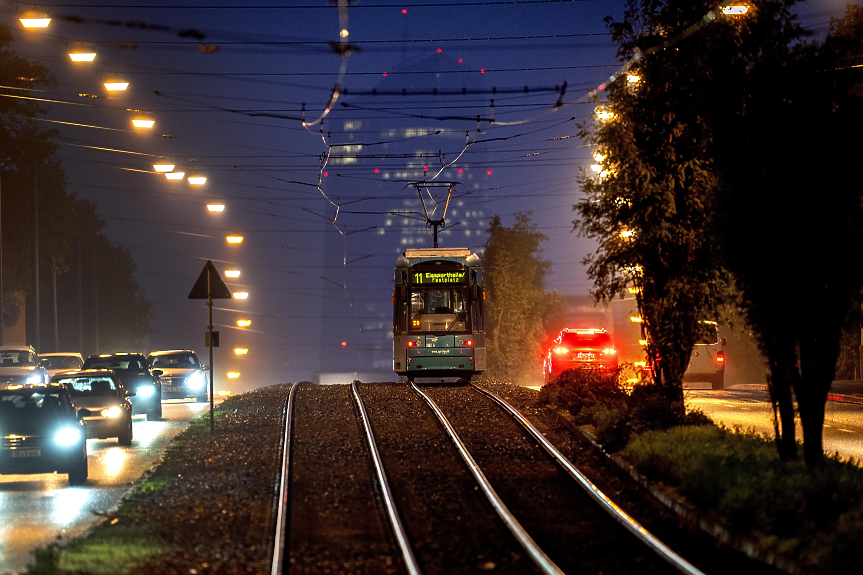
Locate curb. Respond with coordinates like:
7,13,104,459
547,407,821,575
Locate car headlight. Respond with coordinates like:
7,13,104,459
187,372,205,390
26,375,43,384
55,428,82,445
136,386,154,398
101,406,121,418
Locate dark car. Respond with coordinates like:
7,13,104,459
543,328,619,382
82,354,162,420
0,383,89,485
53,370,134,446
147,350,209,402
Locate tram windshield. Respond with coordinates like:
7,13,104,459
409,288,469,333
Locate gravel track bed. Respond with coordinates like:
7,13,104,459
475,380,787,575
358,382,542,575
425,383,678,574
287,383,399,575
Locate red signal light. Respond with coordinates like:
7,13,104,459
481,69,485,74
323,172,328,177
486,170,492,175
407,341,416,347
437,48,442,53
457,168,463,173
716,351,725,362
402,9,407,14
341,341,346,347
424,166,428,171
383,72,387,77
458,58,463,63
374,168,379,173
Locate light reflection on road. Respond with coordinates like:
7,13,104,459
0,400,219,574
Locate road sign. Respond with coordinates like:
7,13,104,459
188,260,232,300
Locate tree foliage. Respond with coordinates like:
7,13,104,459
0,25,153,351
713,4,863,466
482,213,560,382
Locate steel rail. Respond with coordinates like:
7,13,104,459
471,383,706,575
409,381,565,575
351,380,423,575
270,382,299,575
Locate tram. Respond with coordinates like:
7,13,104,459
393,247,486,381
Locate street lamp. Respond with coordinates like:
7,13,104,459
237,319,251,327
207,203,225,212
68,42,96,62
187,173,207,185
227,372,240,379
20,11,51,28
226,233,243,244
234,348,248,355
225,270,240,278
722,5,749,15
131,112,155,129
165,171,185,180
233,292,248,300
103,77,129,91
153,157,174,172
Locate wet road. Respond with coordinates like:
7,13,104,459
685,383,863,462
0,399,219,574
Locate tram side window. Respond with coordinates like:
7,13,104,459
410,288,469,333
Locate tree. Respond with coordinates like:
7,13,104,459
714,4,863,466
482,213,560,382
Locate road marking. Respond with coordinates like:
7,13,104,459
837,428,854,433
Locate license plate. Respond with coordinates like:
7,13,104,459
163,386,182,392
12,449,40,458
577,352,595,359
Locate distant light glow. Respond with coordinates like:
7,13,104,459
341,341,347,347
437,48,442,53
423,166,428,171
591,164,602,173
207,203,225,212
188,175,207,185
374,168,379,173
227,372,240,379
20,11,51,27
132,118,154,128
480,69,485,74
69,53,96,62
723,5,749,15
237,319,251,327
597,109,616,120
630,316,643,323
382,72,387,77
234,348,248,355
104,82,129,91
458,58,463,63
457,168,463,173
226,234,243,244
323,171,328,177
165,171,185,180
593,151,606,163
486,170,492,175
153,159,174,172
340,29,349,37
233,292,249,299
402,9,407,14
627,74,640,83
225,270,240,278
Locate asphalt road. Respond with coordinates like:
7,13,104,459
685,382,863,462
0,399,219,575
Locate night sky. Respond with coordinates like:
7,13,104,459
2,0,848,390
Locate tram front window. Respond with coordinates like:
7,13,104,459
410,288,468,333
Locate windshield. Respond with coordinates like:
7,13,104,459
0,351,36,367
696,323,720,345
57,376,118,396
409,288,469,334
44,356,83,370
561,332,613,348
149,354,198,369
0,389,66,417
83,356,146,371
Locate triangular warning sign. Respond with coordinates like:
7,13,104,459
188,260,233,300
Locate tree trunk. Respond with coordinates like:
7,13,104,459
796,335,838,467
766,349,798,462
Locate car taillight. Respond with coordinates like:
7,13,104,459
554,347,569,354
458,339,473,346
407,341,416,347
716,351,725,363
602,348,616,355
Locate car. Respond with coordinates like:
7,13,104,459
81,353,163,420
39,352,84,378
0,345,50,386
682,320,727,390
147,350,209,402
543,328,618,382
0,383,89,485
53,370,134,446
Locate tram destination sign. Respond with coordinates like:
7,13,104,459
412,270,467,285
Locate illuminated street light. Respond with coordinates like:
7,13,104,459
68,42,96,62
596,109,616,120
165,171,185,180
627,74,640,83
226,233,243,244
593,151,606,163
131,112,155,129
218,390,231,396
207,203,225,212
188,173,207,185
233,292,249,300
20,11,51,28
234,348,248,355
237,319,251,327
590,164,602,174
227,372,240,379
630,316,643,323
153,157,174,172
722,5,749,15
104,77,129,91
225,270,240,278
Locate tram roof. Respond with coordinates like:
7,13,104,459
397,247,480,267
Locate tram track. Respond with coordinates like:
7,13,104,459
272,380,768,574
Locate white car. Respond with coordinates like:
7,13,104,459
39,352,85,378
0,345,50,386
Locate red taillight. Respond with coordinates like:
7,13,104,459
716,351,725,362
602,348,616,355
407,341,416,347
554,347,569,354
459,339,473,346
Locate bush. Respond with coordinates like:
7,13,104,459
624,425,863,569
536,368,627,418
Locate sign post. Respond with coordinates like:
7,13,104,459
188,260,232,435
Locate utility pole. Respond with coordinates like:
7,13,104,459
0,170,4,345
31,153,39,351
